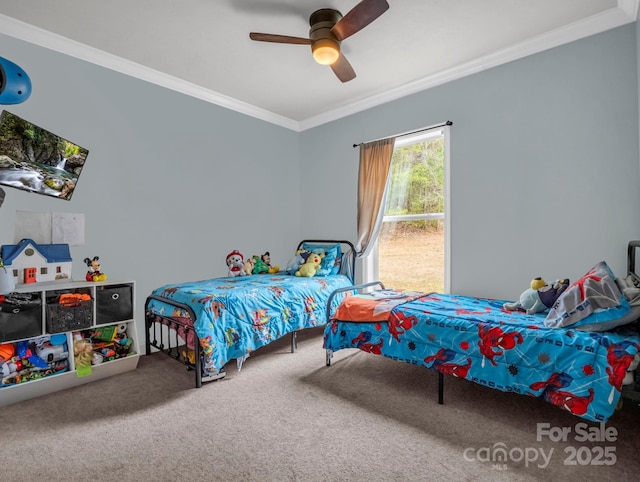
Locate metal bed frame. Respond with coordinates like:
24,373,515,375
622,240,640,404
145,240,356,388
325,240,640,409
324,280,445,405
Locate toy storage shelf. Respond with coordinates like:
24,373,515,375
0,279,139,407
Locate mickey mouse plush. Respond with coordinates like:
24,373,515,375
261,251,279,274
226,250,246,277
84,256,107,282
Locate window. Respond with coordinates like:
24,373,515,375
365,126,450,292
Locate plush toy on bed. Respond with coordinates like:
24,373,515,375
243,257,255,276
286,248,311,275
295,252,324,277
251,255,270,274
261,252,279,274
226,250,246,277
503,277,570,315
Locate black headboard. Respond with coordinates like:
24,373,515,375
627,240,640,283
296,239,356,283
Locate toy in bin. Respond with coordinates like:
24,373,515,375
73,333,94,368
35,334,68,363
113,324,133,358
87,324,133,364
1,337,69,384
0,342,15,364
1,341,46,379
59,292,91,305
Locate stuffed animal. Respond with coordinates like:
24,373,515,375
503,277,570,315
529,277,546,291
83,256,107,282
182,349,196,364
261,251,279,274
286,249,311,275
252,255,270,274
295,252,324,277
243,257,255,276
226,250,246,277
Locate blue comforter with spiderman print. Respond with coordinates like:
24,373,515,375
323,293,640,422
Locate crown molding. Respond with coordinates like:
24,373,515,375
619,0,640,19
1,1,638,133
0,14,299,131
299,2,639,130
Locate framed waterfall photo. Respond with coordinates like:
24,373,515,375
0,110,89,200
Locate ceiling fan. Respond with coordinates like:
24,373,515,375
249,0,390,83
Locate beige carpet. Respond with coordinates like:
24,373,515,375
1,327,639,481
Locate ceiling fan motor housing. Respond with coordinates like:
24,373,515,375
309,8,342,63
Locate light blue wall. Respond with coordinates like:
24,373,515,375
0,34,302,336
302,24,640,299
0,22,639,335
638,19,640,173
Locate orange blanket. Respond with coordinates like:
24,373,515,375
333,289,427,322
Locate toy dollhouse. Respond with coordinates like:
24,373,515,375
0,238,72,285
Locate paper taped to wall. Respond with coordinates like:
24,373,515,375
15,210,52,244
52,212,84,246
14,211,85,246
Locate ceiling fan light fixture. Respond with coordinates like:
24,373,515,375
250,1,391,81
312,38,340,65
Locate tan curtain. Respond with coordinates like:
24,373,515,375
356,137,395,257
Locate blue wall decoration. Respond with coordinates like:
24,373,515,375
0,56,31,104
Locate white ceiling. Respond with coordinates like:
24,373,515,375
0,0,637,131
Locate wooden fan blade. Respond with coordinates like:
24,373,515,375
331,0,389,41
331,53,356,83
249,32,312,45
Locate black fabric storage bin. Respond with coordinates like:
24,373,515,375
96,285,132,324
46,299,92,333
0,294,42,342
